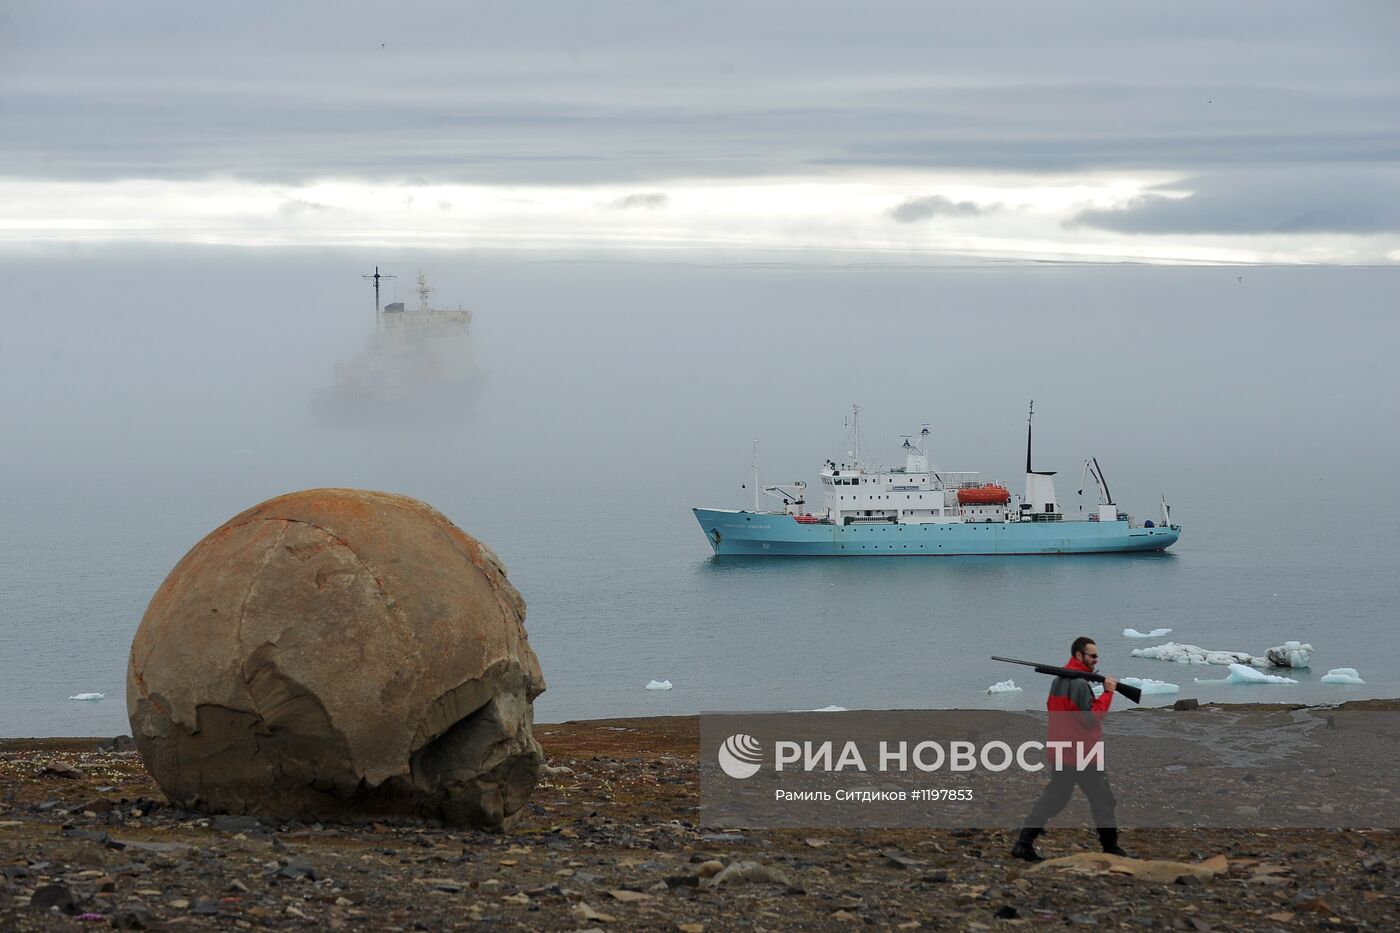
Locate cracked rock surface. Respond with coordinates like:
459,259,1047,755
126,488,545,830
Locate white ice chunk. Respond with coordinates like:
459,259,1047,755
1264,640,1313,669
986,679,1023,694
1123,628,1173,638
644,679,673,691
68,692,105,701
1320,668,1366,685
1195,663,1298,685
1119,677,1180,695
791,705,849,712
1131,642,1257,666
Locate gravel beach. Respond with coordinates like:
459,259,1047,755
3,705,1397,931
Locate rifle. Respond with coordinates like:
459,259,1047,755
991,656,1143,704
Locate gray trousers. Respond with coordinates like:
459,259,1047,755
1022,768,1117,830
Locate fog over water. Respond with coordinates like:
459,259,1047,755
1,246,1397,735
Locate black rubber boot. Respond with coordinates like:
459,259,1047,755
1010,828,1044,862
1098,827,1130,857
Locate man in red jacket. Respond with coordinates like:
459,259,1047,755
1010,635,1129,861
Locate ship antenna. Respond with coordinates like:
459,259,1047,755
362,266,396,315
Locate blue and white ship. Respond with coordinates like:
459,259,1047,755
694,404,1180,557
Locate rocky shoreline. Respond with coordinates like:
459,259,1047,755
3,708,1397,930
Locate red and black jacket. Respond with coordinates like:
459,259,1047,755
1046,656,1112,768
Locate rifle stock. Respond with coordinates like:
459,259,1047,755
991,656,1143,704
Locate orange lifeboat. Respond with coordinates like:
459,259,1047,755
792,514,822,524
957,484,1010,505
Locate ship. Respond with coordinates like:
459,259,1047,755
313,269,483,425
693,404,1181,556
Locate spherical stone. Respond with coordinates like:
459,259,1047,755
126,488,546,829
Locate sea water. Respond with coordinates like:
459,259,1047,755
2,248,1396,736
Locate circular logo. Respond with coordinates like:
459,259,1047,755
717,733,763,779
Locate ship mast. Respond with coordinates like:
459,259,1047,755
752,439,760,512
362,266,396,314
1026,399,1034,473
847,403,865,468
417,269,433,312
1023,399,1060,516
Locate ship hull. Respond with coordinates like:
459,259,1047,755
693,509,1179,556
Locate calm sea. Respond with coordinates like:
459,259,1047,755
2,248,1396,736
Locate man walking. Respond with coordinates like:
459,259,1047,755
1011,636,1129,861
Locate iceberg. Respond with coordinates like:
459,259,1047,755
68,692,105,701
644,679,673,691
1194,663,1297,686
1320,668,1365,685
1132,642,1257,666
1119,677,1180,695
1264,641,1313,669
986,679,1023,694
1123,628,1172,639
791,705,849,712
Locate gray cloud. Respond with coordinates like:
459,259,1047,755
1070,169,1400,235
607,192,670,210
278,197,333,216
889,195,995,223
1,2,1397,188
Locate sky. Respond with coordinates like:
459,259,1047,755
3,3,1400,731
3,0,1398,263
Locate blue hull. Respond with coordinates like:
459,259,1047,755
693,509,1180,556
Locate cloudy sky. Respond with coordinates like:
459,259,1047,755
3,1,1398,262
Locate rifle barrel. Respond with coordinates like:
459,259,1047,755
990,655,1143,704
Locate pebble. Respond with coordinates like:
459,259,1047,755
706,861,791,887
39,760,85,779
608,889,650,902
572,901,617,923
109,907,153,930
28,882,78,914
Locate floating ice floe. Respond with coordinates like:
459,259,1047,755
1194,663,1298,686
68,692,105,701
1320,668,1366,685
986,679,1022,694
791,705,849,712
1264,641,1313,669
1119,677,1180,695
644,680,673,691
1123,628,1173,639
1132,642,1258,666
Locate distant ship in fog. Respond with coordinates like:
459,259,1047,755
313,269,484,425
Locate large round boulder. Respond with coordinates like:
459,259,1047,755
126,488,546,829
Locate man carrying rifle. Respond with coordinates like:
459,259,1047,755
1010,636,1130,861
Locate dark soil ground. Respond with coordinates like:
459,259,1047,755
2,709,1396,931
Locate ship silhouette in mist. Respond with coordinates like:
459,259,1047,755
313,269,484,426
